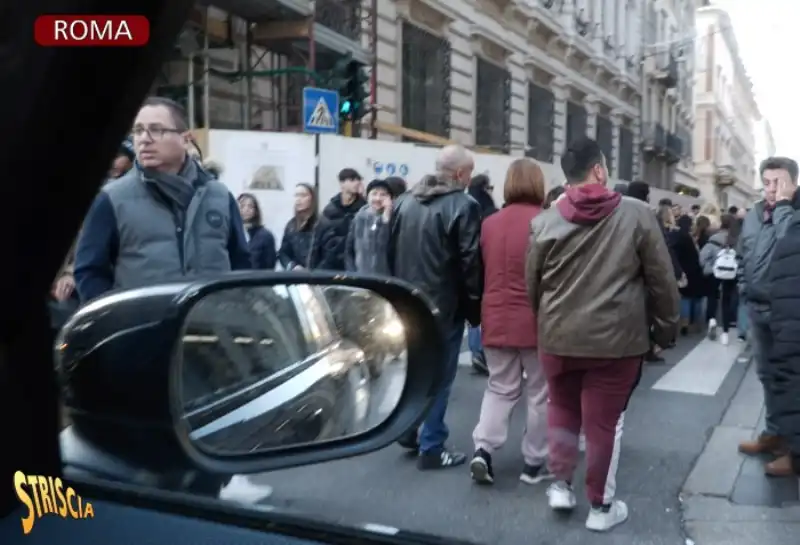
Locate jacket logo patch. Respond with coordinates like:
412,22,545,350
206,210,224,228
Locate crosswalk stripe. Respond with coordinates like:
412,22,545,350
651,337,742,396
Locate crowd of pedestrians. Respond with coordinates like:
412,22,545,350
389,138,680,532
47,95,800,533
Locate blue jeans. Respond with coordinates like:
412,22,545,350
737,302,749,337
467,326,483,357
419,325,464,454
680,297,703,324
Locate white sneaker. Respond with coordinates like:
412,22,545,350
720,332,729,345
586,499,629,532
547,481,577,511
707,318,718,340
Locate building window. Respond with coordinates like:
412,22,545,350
526,83,554,163
566,102,587,146
596,115,614,174
475,58,511,152
401,22,451,139
618,126,634,181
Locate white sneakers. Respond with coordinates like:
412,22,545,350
546,481,629,532
707,318,718,340
708,319,731,345
547,481,577,510
585,500,629,532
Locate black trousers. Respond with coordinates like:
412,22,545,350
706,278,737,332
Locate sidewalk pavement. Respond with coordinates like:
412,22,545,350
681,349,800,545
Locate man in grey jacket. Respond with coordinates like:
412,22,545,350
737,156,798,459
344,178,394,275
74,97,251,302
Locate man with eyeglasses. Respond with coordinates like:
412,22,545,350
74,96,251,303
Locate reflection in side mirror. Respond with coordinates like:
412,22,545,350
177,284,407,456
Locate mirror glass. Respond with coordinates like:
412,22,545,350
177,284,407,455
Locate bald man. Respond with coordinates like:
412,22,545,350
388,144,484,470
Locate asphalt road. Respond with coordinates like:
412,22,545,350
239,332,751,545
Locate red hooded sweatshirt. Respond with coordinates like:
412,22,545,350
556,183,622,225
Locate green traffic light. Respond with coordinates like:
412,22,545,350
340,100,352,114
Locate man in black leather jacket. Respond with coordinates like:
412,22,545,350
388,144,484,470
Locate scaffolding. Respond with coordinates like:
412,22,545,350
156,1,378,134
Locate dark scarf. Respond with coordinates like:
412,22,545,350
139,157,201,211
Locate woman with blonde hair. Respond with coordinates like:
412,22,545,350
470,158,551,485
699,202,721,230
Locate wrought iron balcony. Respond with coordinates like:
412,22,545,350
654,51,679,88
641,122,667,153
316,0,361,42
666,132,682,164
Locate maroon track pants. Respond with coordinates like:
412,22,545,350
540,353,642,506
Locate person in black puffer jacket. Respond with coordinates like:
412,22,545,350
308,168,367,271
279,183,318,270
766,190,800,478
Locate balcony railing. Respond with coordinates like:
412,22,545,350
655,51,679,88
316,0,361,42
666,132,683,163
641,122,667,152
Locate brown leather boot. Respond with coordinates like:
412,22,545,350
738,434,785,455
765,454,796,477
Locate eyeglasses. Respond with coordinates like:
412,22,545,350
131,126,182,140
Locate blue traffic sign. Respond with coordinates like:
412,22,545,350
302,87,339,134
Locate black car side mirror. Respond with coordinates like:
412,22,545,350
56,272,444,478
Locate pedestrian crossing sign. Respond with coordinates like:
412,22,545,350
302,87,339,134
308,98,334,129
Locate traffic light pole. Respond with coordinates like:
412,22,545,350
368,0,378,139
343,121,353,137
